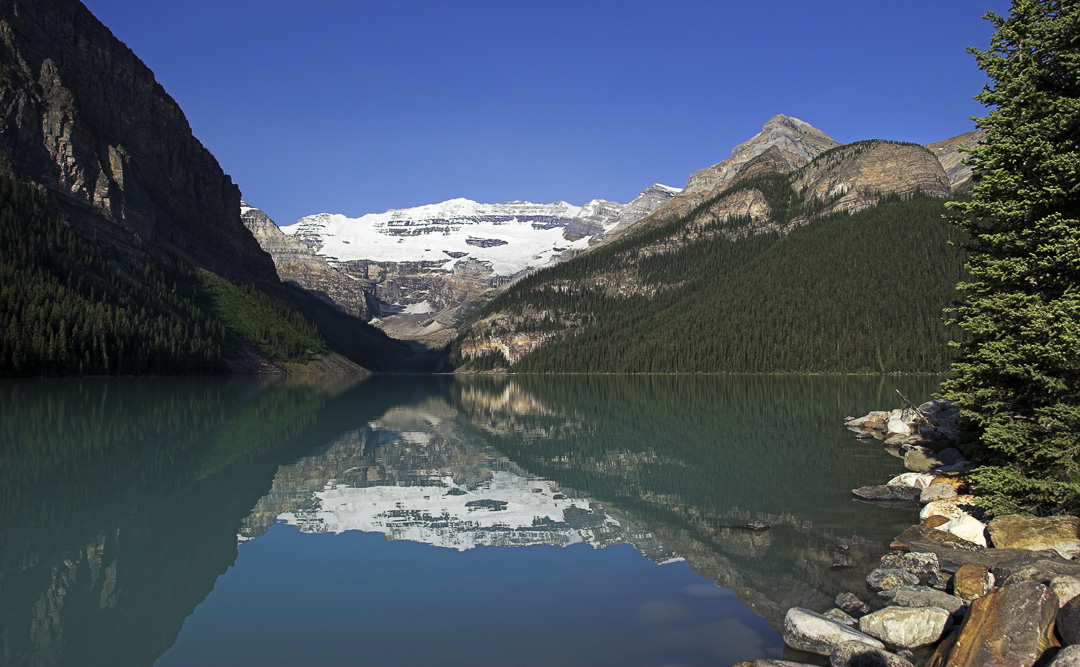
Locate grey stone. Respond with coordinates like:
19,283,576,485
879,551,943,587
1047,645,1080,667
866,568,920,592
823,608,858,627
1052,575,1080,607
920,483,958,504
992,554,1080,586
887,585,965,616
852,485,921,502
858,605,950,649
783,607,885,656
904,447,964,472
1059,596,1080,645
829,641,915,667
945,581,1058,666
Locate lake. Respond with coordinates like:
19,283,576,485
0,374,939,666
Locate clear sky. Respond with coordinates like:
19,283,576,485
83,0,1009,227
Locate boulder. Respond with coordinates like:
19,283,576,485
918,399,951,415
929,472,969,493
943,581,1059,667
904,447,965,473
829,641,915,667
888,472,939,489
937,514,989,547
987,515,1080,560
921,483,958,504
1052,576,1080,607
890,525,983,554
992,555,1080,586
846,411,889,430
879,552,944,587
1058,596,1080,645
887,417,912,437
952,564,994,603
858,606,951,649
920,496,981,521
1047,645,1080,667
836,592,872,618
853,485,922,502
867,568,920,592
733,661,818,667
783,607,885,655
887,586,965,616
824,608,858,627
923,515,951,529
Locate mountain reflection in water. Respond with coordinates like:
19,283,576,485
1,374,938,667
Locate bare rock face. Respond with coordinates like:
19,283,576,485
925,129,987,192
684,114,840,196
0,0,277,285
241,203,373,319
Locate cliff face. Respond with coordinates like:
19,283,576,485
926,128,986,192
0,0,277,284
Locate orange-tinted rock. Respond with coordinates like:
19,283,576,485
943,581,1059,667
952,564,994,602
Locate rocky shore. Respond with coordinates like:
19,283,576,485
736,398,1080,667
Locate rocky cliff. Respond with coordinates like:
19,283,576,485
0,0,277,285
252,184,678,346
926,128,986,192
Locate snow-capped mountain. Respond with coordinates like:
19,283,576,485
248,184,679,344
285,185,680,278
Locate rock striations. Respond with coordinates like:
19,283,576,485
252,185,679,345
0,0,277,285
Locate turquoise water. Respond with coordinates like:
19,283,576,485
1,375,937,666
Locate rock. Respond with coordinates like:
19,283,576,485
918,399,951,415
928,472,969,493
936,514,989,547
890,525,983,553
920,496,981,521
921,483,958,504
1047,645,1080,667
836,592,872,618
824,608,858,627
944,581,1059,667
887,418,912,437
905,447,965,472
846,411,890,430
992,555,1080,585
858,605,951,649
1058,596,1080,645
879,552,944,586
888,472,939,489
953,564,994,602
923,515,951,529
867,568,920,592
887,586,965,616
1052,576,1080,607
829,641,915,667
853,485,922,502
987,515,1080,559
783,607,886,655
733,661,818,667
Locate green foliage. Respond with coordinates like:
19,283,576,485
193,268,326,363
942,0,1080,515
458,193,966,374
0,168,229,375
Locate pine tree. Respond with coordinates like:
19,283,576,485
942,0,1080,514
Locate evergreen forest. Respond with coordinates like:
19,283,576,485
0,167,329,376
455,185,968,374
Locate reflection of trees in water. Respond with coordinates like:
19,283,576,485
0,375,386,667
452,375,931,627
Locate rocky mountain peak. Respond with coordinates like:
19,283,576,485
683,115,841,197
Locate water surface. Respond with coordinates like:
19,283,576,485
0,375,938,666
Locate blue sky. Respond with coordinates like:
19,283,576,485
84,0,1009,227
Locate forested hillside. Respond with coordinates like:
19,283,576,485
454,178,967,373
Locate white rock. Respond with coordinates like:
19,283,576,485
1052,576,1080,608
888,472,939,489
858,606,951,649
784,607,886,655
935,514,989,547
886,418,912,436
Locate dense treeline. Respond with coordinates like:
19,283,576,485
456,191,967,373
0,167,326,376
